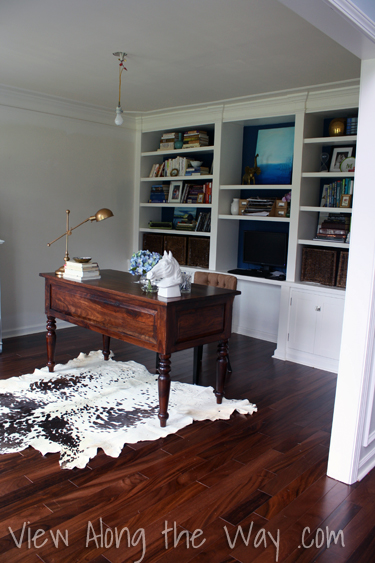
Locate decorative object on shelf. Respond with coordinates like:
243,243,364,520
113,52,127,126
129,249,161,292
173,207,197,231
180,272,192,293
242,154,261,185
255,126,294,184
340,156,355,173
168,181,183,203
47,208,114,278
174,133,183,150
320,152,329,171
147,250,182,298
329,147,354,172
170,168,179,176
231,198,239,215
189,160,203,170
340,194,352,208
329,118,346,137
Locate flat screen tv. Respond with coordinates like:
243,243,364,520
243,230,288,273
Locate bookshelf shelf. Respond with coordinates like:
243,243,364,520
142,146,214,157
298,238,349,249
142,175,213,182
140,203,212,208
300,206,352,213
304,135,357,145
219,214,290,222
140,227,211,237
302,172,355,178
220,184,292,190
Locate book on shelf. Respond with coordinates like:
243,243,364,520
158,142,175,151
149,184,170,202
320,179,353,208
185,166,210,176
195,211,211,232
183,130,209,148
346,117,358,135
314,212,351,243
240,197,276,216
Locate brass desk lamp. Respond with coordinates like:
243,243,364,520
47,208,114,277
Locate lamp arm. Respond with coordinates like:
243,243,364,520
47,217,90,247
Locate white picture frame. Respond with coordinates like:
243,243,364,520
168,181,183,203
329,147,353,172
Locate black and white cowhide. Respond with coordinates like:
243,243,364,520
0,351,257,470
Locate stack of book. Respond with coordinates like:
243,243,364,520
183,130,209,148
346,117,358,135
314,213,351,243
185,165,210,176
149,184,169,203
63,261,101,281
159,132,178,150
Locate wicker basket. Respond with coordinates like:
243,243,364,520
301,247,338,286
163,234,187,265
188,237,210,268
336,250,349,288
142,233,164,255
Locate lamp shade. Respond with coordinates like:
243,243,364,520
91,208,114,222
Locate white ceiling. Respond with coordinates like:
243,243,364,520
0,0,364,114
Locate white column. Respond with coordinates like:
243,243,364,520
327,58,375,484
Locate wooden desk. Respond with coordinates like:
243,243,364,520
40,270,240,426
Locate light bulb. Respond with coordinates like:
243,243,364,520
115,106,123,126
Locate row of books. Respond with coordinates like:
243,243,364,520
183,130,209,148
159,132,179,151
195,211,211,232
63,260,101,280
320,179,354,208
173,209,211,232
314,212,351,243
346,117,358,135
182,182,212,204
149,184,169,202
149,158,211,178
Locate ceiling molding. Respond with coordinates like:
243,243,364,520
322,0,375,42
0,84,137,129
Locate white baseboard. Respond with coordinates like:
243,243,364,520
357,446,375,482
2,320,73,339
278,348,339,373
232,324,277,343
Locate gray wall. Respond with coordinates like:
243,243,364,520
0,103,135,337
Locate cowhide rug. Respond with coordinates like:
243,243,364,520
0,351,257,470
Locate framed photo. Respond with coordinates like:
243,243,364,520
329,147,353,172
168,181,183,203
197,193,205,203
340,194,352,208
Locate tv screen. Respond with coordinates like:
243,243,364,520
243,230,288,271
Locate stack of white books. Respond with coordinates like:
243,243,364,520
63,260,100,281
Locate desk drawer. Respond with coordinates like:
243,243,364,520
50,286,158,345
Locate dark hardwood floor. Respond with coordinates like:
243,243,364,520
0,327,374,562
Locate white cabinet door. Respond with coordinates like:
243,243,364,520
287,288,345,366
288,290,317,354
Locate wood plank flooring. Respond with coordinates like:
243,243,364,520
0,327,374,562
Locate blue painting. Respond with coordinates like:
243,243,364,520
255,127,294,184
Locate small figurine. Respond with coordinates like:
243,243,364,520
242,154,261,185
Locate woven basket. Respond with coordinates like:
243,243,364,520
163,234,187,265
188,237,210,268
301,247,338,286
142,233,164,255
336,250,349,288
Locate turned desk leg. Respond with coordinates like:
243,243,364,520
157,353,171,427
46,316,56,373
103,335,110,361
215,340,228,404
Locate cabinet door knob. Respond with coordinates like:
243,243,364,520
315,306,321,312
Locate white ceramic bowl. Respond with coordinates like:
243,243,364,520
189,160,203,168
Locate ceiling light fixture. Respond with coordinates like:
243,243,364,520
113,52,127,126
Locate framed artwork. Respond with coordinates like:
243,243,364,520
168,181,183,203
255,126,295,184
197,193,205,203
340,194,352,208
329,147,353,172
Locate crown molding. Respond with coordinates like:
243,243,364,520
0,84,137,129
322,0,375,43
306,83,360,112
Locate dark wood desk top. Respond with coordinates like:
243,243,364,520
40,269,241,305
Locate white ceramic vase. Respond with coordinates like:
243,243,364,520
231,198,239,215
